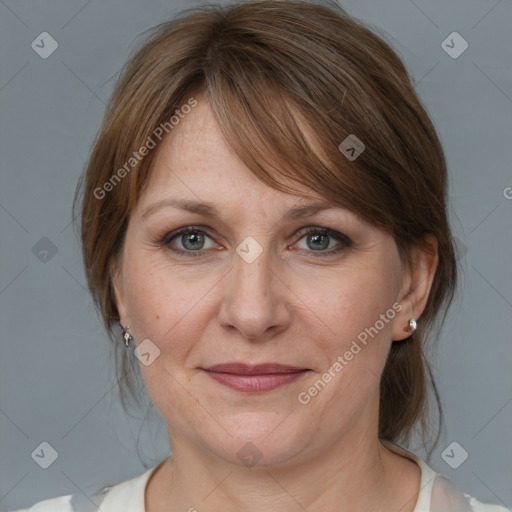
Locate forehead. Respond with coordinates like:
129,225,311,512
139,96,328,210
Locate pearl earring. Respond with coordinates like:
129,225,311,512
120,324,134,347
403,318,417,333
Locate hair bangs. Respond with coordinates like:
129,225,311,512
202,45,395,231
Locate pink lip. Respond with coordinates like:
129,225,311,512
201,363,310,392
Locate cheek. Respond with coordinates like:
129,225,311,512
302,276,397,410
121,251,178,335
300,269,399,407
121,234,401,357
325,266,401,389
121,251,220,357
121,255,209,417
302,264,399,354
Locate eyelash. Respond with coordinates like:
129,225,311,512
157,225,352,259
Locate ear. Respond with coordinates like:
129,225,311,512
111,261,130,327
392,235,438,341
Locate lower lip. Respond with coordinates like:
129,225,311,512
202,370,308,392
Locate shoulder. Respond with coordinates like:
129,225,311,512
10,494,73,512
382,441,510,512
10,462,161,512
470,497,510,512
430,474,510,512
9,485,111,512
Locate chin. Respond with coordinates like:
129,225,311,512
199,413,312,468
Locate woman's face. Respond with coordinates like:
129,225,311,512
113,96,425,467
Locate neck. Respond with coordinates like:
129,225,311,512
146,422,420,512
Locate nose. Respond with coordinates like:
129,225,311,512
218,244,292,341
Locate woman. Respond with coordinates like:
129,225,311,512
13,1,509,511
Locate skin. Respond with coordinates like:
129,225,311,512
113,93,438,512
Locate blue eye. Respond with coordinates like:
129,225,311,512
294,227,352,257
161,227,216,257
159,226,351,258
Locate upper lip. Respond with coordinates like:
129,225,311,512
202,363,309,375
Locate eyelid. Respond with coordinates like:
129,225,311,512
159,225,216,246
293,225,352,246
158,224,352,257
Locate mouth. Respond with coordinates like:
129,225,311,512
200,363,311,392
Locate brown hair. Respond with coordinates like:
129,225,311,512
75,0,457,448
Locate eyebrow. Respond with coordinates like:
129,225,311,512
141,198,339,221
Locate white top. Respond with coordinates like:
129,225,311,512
11,444,510,512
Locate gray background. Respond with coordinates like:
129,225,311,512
0,0,511,510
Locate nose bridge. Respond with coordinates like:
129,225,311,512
232,242,273,312
233,228,273,290
219,238,288,339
